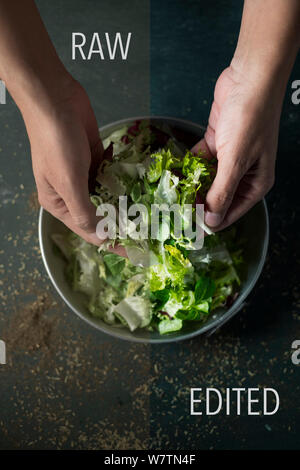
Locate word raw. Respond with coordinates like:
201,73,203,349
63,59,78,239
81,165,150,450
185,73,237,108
291,340,300,365
72,32,132,60
0,340,6,364
291,80,300,105
0,80,6,104
190,387,280,416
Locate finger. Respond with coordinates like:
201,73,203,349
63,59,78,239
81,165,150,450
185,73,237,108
108,244,127,257
191,98,219,156
60,211,102,246
215,173,274,231
191,137,213,158
89,138,104,192
62,212,127,256
191,122,217,157
79,92,103,187
54,209,126,256
63,173,99,233
39,186,127,256
204,157,244,228
91,138,104,168
213,192,261,231
38,187,101,245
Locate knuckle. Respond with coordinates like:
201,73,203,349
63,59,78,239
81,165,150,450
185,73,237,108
91,139,104,157
214,190,234,206
255,175,275,199
233,157,247,175
53,204,68,220
38,193,49,209
253,189,264,202
39,193,68,220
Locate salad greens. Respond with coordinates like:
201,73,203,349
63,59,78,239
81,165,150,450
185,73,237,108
52,121,244,334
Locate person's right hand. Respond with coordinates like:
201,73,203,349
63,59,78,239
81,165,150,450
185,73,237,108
192,64,281,231
23,79,105,246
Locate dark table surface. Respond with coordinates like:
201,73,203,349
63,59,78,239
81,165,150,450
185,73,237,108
0,0,299,450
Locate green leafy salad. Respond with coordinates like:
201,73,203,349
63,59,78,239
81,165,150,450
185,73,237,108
52,121,244,335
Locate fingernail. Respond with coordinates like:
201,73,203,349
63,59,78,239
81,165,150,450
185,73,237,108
205,211,222,227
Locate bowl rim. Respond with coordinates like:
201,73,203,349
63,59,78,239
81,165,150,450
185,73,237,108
38,115,270,343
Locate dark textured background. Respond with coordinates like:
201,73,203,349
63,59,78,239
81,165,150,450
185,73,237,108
0,0,299,450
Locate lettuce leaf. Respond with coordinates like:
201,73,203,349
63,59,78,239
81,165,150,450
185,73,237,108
114,296,152,331
158,318,183,334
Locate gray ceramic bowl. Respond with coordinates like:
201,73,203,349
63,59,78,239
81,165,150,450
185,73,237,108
39,116,269,343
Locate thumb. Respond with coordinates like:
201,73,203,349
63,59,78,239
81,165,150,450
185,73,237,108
205,157,243,228
65,176,98,233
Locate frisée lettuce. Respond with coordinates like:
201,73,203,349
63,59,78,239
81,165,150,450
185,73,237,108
52,121,244,334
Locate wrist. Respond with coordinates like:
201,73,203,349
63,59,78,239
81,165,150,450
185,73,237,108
232,0,300,102
230,51,293,104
